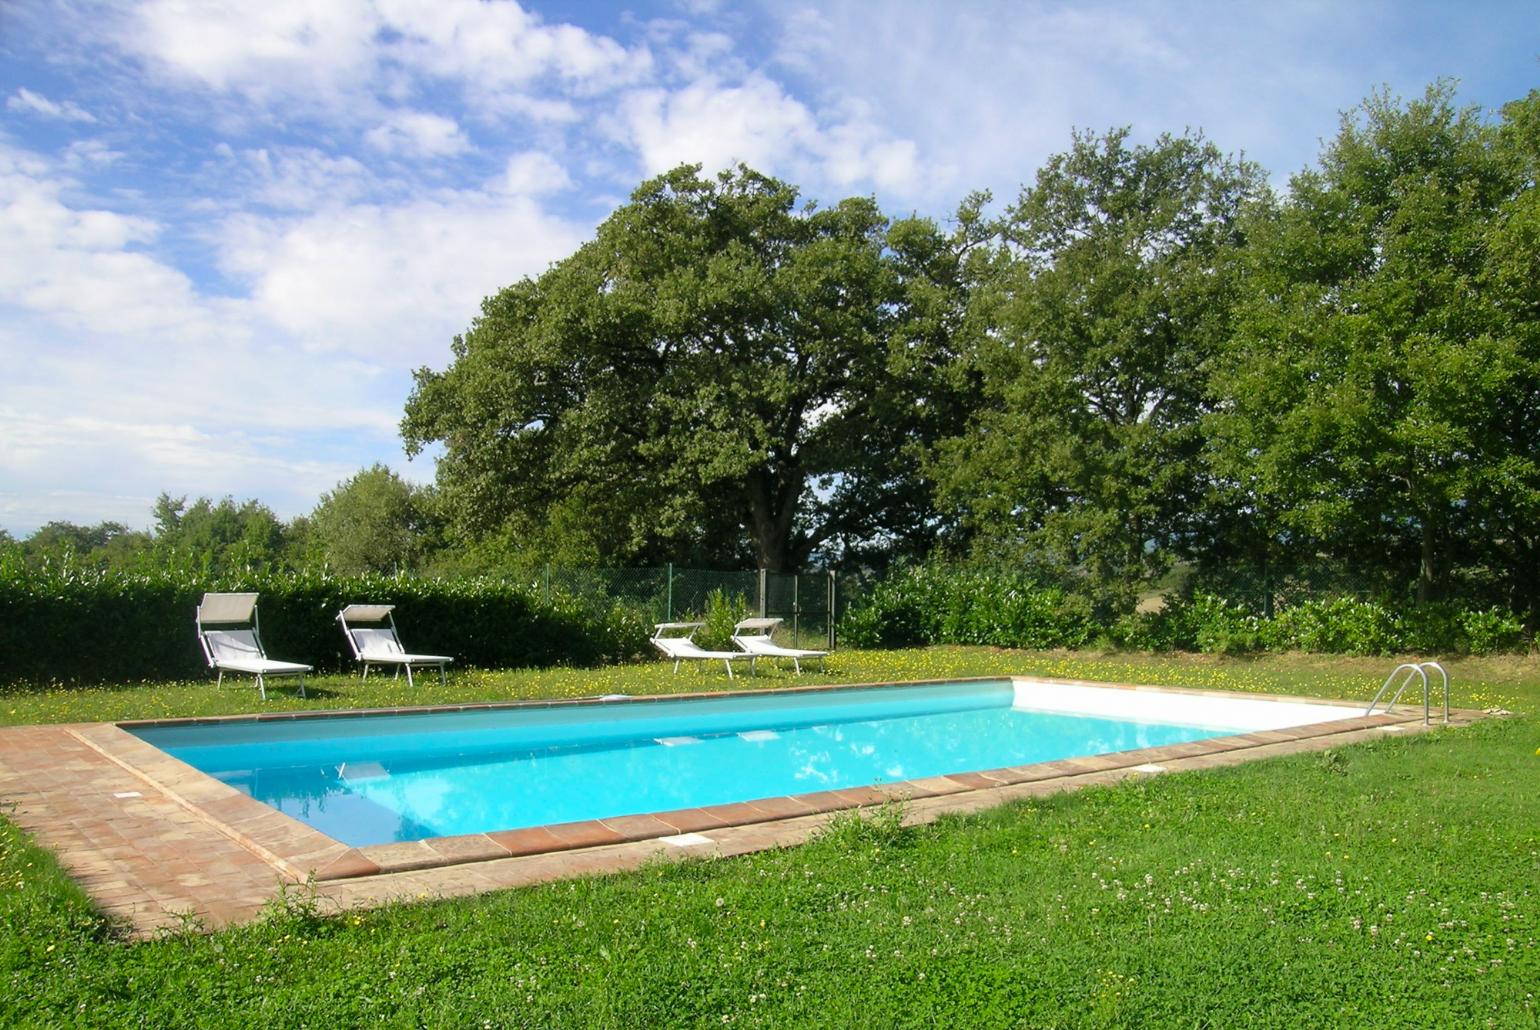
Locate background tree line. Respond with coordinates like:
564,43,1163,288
8,83,1538,628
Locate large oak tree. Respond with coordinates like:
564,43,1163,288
402,164,968,571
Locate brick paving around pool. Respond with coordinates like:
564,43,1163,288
0,676,1485,938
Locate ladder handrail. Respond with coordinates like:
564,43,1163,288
1425,660,1449,724
1365,660,1448,725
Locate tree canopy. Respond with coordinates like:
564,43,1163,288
1207,84,1539,614
403,164,969,572
151,494,291,572
931,129,1268,610
304,464,437,576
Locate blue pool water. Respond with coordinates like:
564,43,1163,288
129,681,1238,847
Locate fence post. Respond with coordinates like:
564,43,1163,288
543,563,551,605
828,571,836,650
757,568,767,618
666,563,674,622
792,573,800,643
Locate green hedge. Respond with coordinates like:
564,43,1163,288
0,561,651,686
840,565,1529,657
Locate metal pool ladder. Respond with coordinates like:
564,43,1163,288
1365,661,1449,725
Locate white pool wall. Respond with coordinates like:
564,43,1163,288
1011,678,1360,732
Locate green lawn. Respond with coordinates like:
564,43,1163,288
4,646,1537,725
3,648,1538,1027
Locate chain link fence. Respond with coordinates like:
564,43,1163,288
533,565,842,648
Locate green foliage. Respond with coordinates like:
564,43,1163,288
403,163,969,572
305,464,438,575
934,128,1268,611
0,556,648,685
843,564,1528,657
840,564,1093,650
1459,607,1527,655
813,798,913,853
1271,597,1408,656
1124,592,1528,656
151,494,292,573
691,587,753,651
1206,83,1540,619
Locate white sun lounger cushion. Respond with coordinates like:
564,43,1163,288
731,618,827,659
651,636,745,662
202,630,312,674
733,635,828,659
348,627,451,663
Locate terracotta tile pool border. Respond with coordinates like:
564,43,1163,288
0,676,1488,935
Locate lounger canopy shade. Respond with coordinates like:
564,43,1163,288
337,604,453,687
731,617,828,674
651,622,753,678
196,591,259,624
339,603,396,622
195,592,310,700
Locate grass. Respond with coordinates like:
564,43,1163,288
3,646,1537,726
3,647,1539,1026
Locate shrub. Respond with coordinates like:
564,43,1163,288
1189,594,1267,655
838,565,1093,651
840,562,1530,658
692,588,753,651
0,558,651,686
1269,597,1403,655
1458,607,1526,655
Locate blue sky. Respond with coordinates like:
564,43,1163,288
1,0,1536,536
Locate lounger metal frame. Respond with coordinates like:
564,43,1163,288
336,604,453,688
195,592,310,700
731,617,828,674
651,622,753,678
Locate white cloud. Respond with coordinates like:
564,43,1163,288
217,190,586,358
6,87,97,123
0,403,374,531
618,74,818,175
130,0,381,102
125,0,648,117
61,140,125,170
379,0,650,90
812,100,926,195
365,110,471,157
501,151,571,195
614,72,930,198
762,1,1374,202
0,144,215,338
0,139,468,532
232,146,374,210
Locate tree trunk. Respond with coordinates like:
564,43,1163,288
1417,518,1436,604
747,468,803,573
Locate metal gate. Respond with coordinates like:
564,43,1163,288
760,571,837,649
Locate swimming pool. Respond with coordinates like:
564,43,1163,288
129,679,1356,848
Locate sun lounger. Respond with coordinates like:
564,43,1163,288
651,622,753,678
732,617,828,674
196,592,311,700
337,604,453,688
